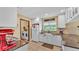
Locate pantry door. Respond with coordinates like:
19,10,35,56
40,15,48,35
20,19,29,41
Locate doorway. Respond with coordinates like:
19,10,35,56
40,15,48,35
20,19,30,41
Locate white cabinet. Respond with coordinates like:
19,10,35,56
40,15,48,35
39,33,62,46
58,14,66,28
0,7,17,27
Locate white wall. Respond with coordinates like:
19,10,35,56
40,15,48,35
0,7,17,27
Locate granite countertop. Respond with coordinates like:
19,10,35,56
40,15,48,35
8,40,29,51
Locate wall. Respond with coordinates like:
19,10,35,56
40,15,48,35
0,7,17,27
64,18,79,35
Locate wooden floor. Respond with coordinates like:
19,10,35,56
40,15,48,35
28,41,61,51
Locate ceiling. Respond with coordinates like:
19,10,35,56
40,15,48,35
17,7,66,19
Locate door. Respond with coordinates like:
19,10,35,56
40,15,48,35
32,24,39,42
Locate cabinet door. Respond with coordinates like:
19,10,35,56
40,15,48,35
58,15,66,28
32,25,39,42
0,7,17,27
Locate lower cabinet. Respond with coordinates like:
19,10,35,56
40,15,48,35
39,33,62,46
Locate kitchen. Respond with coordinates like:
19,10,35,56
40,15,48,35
0,7,79,51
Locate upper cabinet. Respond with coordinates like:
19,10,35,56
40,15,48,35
58,14,66,28
0,7,17,27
